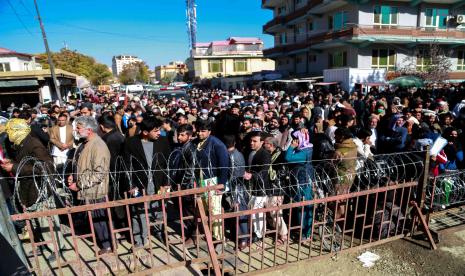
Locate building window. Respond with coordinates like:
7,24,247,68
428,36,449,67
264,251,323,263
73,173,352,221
329,11,348,31
374,6,398,25
329,51,347,68
458,51,465,70
296,23,305,40
233,59,248,72
308,20,314,31
416,49,432,71
308,54,317,63
280,33,287,45
208,60,223,73
0,63,11,72
278,6,286,15
372,49,396,71
425,8,449,29
24,63,30,71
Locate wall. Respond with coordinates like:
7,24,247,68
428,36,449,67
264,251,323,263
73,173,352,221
0,56,36,71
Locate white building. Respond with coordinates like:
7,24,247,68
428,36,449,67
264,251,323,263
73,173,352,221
0,47,42,72
111,55,143,76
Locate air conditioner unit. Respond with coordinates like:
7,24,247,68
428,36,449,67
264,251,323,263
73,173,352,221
457,15,465,24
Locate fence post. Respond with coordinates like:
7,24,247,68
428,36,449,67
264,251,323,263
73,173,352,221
196,197,221,276
418,146,430,209
0,181,28,269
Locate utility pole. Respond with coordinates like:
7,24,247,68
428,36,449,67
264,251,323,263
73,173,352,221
33,0,62,105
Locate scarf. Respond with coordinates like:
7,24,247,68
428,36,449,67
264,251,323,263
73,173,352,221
6,118,31,145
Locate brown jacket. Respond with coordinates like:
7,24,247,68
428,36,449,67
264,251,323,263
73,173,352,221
76,135,110,201
12,134,53,207
49,124,73,149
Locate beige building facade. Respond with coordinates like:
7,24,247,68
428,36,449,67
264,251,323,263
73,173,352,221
155,61,188,82
187,37,275,81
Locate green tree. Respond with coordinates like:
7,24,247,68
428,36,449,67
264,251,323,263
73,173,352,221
36,48,112,85
118,61,149,84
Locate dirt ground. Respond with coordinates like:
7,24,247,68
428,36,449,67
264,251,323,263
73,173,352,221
264,226,465,276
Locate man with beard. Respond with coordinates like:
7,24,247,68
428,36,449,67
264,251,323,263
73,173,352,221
170,124,198,244
264,116,282,144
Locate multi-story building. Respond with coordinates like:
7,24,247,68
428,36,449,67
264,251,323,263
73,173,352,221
0,47,42,72
111,55,142,76
186,37,275,81
262,0,465,90
155,61,188,82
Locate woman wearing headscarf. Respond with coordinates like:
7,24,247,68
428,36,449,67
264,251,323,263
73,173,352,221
440,127,464,172
285,130,313,240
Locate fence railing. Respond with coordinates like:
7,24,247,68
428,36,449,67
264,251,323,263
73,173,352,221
6,152,439,275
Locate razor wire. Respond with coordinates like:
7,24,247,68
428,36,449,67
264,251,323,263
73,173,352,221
425,169,465,210
5,150,425,213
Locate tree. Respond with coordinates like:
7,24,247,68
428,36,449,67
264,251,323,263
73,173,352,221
118,61,149,84
399,43,452,83
36,48,112,85
89,63,113,85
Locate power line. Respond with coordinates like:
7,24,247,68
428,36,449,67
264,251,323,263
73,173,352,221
5,0,34,36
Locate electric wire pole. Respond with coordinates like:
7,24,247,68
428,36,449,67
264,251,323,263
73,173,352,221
33,0,62,105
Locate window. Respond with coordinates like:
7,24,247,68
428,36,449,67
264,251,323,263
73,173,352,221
208,60,223,73
425,8,449,29
308,20,314,31
458,51,465,70
329,51,347,68
24,63,30,71
374,6,398,25
416,49,432,71
0,63,11,72
278,6,286,15
372,49,396,71
329,11,348,31
280,33,287,44
308,54,317,63
233,59,247,72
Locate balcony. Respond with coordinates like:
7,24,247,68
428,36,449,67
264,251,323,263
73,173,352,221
193,45,264,57
261,0,284,9
264,25,465,57
263,0,324,33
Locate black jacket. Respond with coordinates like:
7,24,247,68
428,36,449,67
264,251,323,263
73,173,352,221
249,147,272,196
102,129,125,199
122,135,171,194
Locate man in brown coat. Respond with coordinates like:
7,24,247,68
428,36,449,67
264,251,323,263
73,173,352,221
49,112,73,167
68,116,112,255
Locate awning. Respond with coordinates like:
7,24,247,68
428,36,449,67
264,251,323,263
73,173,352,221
314,82,339,86
0,79,39,88
356,82,387,86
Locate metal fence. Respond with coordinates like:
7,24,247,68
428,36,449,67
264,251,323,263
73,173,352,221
7,152,435,275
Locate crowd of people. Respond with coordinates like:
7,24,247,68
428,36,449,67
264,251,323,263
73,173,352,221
1,83,464,256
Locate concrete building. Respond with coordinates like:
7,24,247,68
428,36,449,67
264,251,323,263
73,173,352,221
111,55,142,76
0,47,42,72
262,0,465,90
0,69,77,109
155,61,188,82
186,37,275,82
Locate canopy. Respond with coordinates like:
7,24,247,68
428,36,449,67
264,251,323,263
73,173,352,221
389,76,424,88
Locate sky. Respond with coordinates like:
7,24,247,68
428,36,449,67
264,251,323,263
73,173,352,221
0,0,274,68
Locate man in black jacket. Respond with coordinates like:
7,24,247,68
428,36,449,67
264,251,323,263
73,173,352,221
244,131,271,244
98,114,125,200
122,118,171,247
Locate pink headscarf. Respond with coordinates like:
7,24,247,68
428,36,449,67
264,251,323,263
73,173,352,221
292,130,313,150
